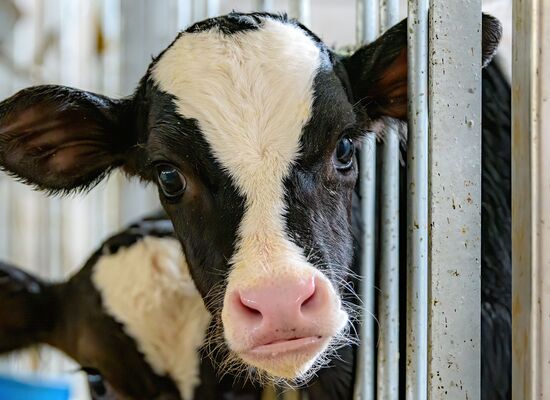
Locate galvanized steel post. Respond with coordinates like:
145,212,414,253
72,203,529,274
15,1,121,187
377,0,400,397
354,1,379,399
0,0,16,262
512,0,550,398
406,0,428,399
255,0,273,12
289,0,311,26
356,0,378,45
427,0,482,398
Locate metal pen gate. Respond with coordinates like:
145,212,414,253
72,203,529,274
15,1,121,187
0,1,548,399
355,0,483,399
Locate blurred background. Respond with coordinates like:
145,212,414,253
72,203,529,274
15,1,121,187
0,0,510,398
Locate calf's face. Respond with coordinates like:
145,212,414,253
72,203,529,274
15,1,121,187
147,16,358,380
0,12,501,384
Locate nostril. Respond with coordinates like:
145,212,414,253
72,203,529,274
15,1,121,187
297,277,317,309
300,285,317,310
236,292,263,321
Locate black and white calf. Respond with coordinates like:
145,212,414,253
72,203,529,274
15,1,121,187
0,12,507,400
0,217,249,400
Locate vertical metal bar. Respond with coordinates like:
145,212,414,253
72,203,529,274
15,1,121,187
406,0,428,398
380,0,399,32
353,1,378,399
0,0,17,375
288,0,311,26
512,0,550,398
102,0,121,97
355,129,378,400
0,0,16,262
377,0,400,396
427,0,482,398
254,0,273,12
356,0,378,45
205,0,219,18
377,126,400,400
177,0,192,29
101,0,124,233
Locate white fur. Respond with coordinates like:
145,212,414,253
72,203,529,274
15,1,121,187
152,16,348,378
92,237,211,400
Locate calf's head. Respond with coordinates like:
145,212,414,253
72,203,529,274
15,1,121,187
0,12,501,384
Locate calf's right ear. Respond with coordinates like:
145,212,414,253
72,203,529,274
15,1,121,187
0,85,138,193
341,13,503,123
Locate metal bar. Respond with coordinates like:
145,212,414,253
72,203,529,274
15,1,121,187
205,0,220,18
254,0,274,12
354,132,377,400
177,0,192,29
0,0,16,262
288,0,311,26
0,0,17,371
380,0,399,31
192,0,205,21
353,2,379,399
512,0,550,398
377,127,400,400
405,0,428,398
356,0,378,44
190,0,219,21
427,0,482,398
376,2,400,399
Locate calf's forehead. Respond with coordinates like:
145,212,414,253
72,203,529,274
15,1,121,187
150,17,325,197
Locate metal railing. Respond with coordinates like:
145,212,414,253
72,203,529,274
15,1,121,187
354,0,484,398
511,0,550,398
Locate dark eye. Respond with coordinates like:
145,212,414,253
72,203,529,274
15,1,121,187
333,136,355,170
156,164,186,199
82,368,107,398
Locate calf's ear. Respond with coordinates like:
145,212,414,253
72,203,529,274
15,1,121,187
342,13,502,122
0,85,137,193
0,261,56,354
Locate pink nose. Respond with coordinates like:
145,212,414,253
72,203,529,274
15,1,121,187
228,276,330,345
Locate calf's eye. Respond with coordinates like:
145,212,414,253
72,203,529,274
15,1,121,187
156,164,186,199
333,136,355,170
82,367,107,398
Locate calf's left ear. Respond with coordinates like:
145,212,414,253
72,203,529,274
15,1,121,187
0,85,137,193
342,13,502,122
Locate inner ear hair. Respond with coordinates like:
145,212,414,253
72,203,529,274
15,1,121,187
341,19,408,123
342,13,501,125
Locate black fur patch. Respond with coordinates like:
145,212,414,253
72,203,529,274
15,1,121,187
130,80,245,303
186,11,275,34
284,67,357,287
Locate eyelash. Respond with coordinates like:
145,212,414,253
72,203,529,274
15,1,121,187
341,126,367,141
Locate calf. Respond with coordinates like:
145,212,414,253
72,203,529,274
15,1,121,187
0,12,506,399
0,216,253,400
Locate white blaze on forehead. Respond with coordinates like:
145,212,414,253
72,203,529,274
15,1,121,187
152,18,322,277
